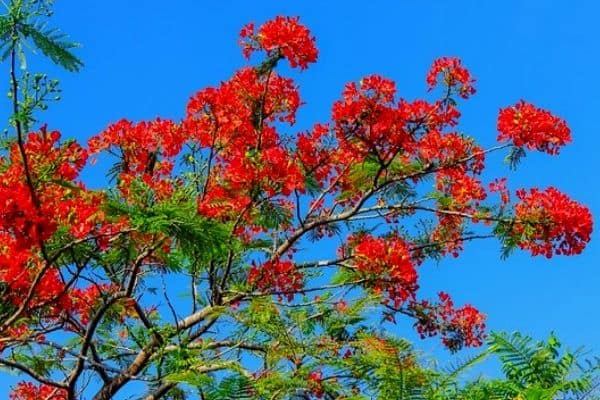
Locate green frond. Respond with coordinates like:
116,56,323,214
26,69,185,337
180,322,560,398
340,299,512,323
489,331,598,398
303,172,322,196
19,22,83,71
105,186,231,269
203,374,256,400
493,220,519,259
0,15,11,40
504,145,526,170
458,378,520,400
435,349,491,390
256,200,292,230
489,331,539,386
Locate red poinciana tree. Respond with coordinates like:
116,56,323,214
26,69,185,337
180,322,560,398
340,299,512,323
0,6,592,400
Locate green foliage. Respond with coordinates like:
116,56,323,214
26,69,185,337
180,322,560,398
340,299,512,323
0,282,17,319
429,350,492,398
488,331,599,398
202,375,256,400
0,3,597,400
256,200,292,230
106,184,232,270
330,332,600,400
0,0,82,71
505,145,527,170
347,335,429,399
457,379,519,400
1,0,81,135
494,219,519,259
7,344,57,376
18,22,82,71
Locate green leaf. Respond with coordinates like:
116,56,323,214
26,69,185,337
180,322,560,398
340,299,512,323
505,146,526,170
19,22,83,72
106,185,232,269
165,371,213,388
436,349,491,391
0,15,12,40
203,375,256,400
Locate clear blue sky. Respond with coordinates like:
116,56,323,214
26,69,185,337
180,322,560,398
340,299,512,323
2,0,599,392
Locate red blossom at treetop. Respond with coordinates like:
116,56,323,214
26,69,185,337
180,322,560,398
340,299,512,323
240,16,318,69
426,56,476,99
497,100,571,154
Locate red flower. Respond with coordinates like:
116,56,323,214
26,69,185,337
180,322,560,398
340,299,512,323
296,123,333,185
247,259,303,301
9,382,67,400
511,187,593,257
413,292,486,352
435,168,487,207
497,100,571,155
69,284,117,325
418,130,484,174
331,75,420,163
240,16,318,70
426,57,476,99
350,234,418,307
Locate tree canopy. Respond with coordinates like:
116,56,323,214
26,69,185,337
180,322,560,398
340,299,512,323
0,2,596,399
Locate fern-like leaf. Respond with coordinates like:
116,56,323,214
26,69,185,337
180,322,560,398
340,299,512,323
0,15,12,41
204,374,256,400
504,145,526,170
489,331,538,386
436,349,491,390
19,22,83,71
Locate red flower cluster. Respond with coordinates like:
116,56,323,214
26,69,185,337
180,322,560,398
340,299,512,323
9,382,67,400
512,187,593,257
327,74,479,212
430,169,487,257
436,169,487,207
0,18,593,393
296,123,333,186
247,259,303,301
69,284,117,325
89,118,184,163
350,234,418,308
418,130,484,174
0,251,60,309
240,16,318,69
332,75,416,163
497,100,571,155
329,71,476,175
417,131,487,257
21,127,88,181
426,57,476,99
413,292,486,352
88,118,185,200
429,215,466,258
185,67,304,225
0,182,54,249
0,127,117,323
